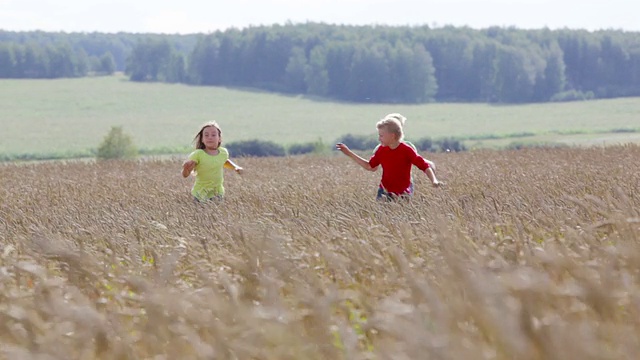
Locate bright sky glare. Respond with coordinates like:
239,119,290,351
1,0,638,34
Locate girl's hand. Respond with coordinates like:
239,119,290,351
234,166,243,174
183,160,197,173
432,180,442,188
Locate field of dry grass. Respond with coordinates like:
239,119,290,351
1,146,639,359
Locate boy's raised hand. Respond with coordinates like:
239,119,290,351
335,143,351,155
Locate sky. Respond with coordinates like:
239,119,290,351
1,0,638,34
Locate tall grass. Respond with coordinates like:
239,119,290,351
1,146,639,358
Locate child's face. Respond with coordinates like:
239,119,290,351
378,128,397,147
202,126,220,149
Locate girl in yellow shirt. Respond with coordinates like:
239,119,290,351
182,121,243,201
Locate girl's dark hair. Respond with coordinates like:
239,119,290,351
193,121,222,149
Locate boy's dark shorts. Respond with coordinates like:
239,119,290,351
376,183,414,201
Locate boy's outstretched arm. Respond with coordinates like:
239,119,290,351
335,143,375,171
224,159,243,174
425,167,441,187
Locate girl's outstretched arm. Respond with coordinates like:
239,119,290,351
224,159,243,174
335,143,375,171
182,160,197,178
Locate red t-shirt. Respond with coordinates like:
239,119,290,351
368,142,430,195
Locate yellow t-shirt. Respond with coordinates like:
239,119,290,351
188,147,229,200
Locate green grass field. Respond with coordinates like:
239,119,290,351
1,75,639,158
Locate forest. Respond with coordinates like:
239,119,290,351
1,23,639,104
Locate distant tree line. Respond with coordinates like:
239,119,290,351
219,135,466,158
0,31,196,78
1,25,640,103
0,41,116,77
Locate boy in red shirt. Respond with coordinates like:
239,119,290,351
336,114,440,200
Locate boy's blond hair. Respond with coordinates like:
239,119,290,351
376,113,407,141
